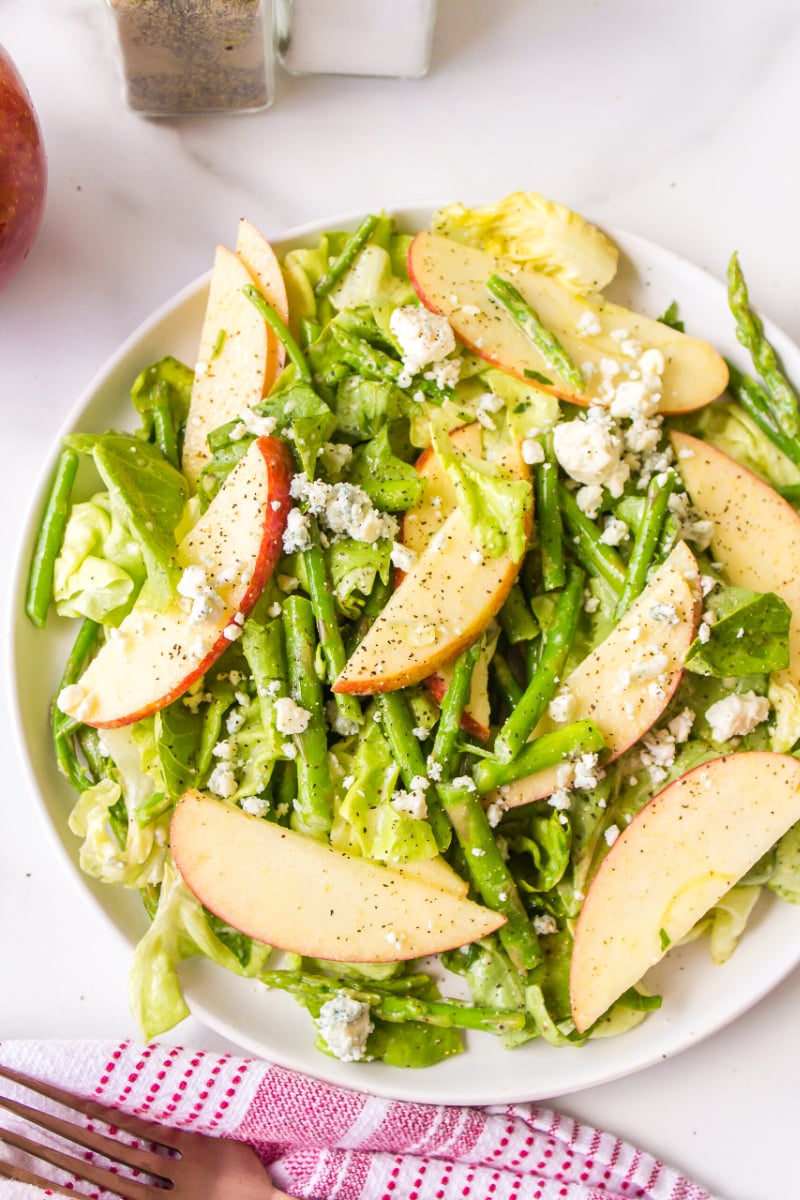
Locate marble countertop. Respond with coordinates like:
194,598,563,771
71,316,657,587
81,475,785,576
3,1,800,1196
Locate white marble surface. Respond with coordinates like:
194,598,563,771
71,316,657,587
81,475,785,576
3,1,800,1196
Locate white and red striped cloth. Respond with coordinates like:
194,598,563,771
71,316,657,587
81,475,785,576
0,1041,721,1200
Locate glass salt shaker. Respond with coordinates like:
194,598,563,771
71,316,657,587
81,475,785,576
106,0,274,116
275,0,438,79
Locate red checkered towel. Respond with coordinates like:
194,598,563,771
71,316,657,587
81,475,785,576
0,1041,721,1200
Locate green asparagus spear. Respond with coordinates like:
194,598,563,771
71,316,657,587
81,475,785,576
536,459,566,591
491,651,524,709
614,470,675,619
726,360,800,470
728,252,800,437
498,583,540,644
493,563,585,763
282,595,334,837
26,447,79,629
244,284,315,387
150,381,180,468
314,214,381,299
487,274,584,393
330,326,447,401
473,720,606,793
437,777,542,972
558,483,626,591
430,638,483,781
241,617,288,727
374,692,451,851
51,617,100,791
302,517,363,730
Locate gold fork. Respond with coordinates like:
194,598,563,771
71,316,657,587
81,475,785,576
0,1063,295,1199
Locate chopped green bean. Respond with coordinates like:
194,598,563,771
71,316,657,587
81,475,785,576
244,284,314,386
26,447,79,629
536,459,566,590
282,595,334,837
473,720,606,793
493,563,585,763
558,483,626,591
614,470,675,619
430,638,482,781
375,692,451,852
498,583,540,644
303,517,363,730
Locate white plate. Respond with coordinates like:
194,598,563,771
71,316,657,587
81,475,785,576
11,205,800,1105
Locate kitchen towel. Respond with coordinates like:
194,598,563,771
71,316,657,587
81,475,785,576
0,1040,720,1200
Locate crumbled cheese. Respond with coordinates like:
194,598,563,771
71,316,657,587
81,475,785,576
282,506,313,554
650,602,678,625
389,304,457,384
317,994,373,1063
486,802,504,828
521,438,545,466
176,565,224,624
207,763,237,798
548,788,571,811
452,775,477,792
277,573,300,593
668,707,695,743
604,824,620,846
231,407,278,440
533,913,559,935
706,692,770,743
241,796,269,817
573,752,602,790
697,622,712,644
212,739,234,760
584,591,600,614
548,687,577,724
390,542,417,573
412,725,429,741
268,601,283,618
226,708,246,734
274,697,312,735
599,516,629,546
325,700,361,737
290,474,398,544
576,310,602,337
391,788,428,819
223,622,243,641
576,484,604,519
426,759,443,781
552,409,629,497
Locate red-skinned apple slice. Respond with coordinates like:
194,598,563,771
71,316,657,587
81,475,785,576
497,540,701,808
171,791,505,961
570,751,800,1033
408,232,728,415
335,434,532,695
672,430,800,696
57,436,292,728
400,422,496,738
236,218,289,386
182,244,271,486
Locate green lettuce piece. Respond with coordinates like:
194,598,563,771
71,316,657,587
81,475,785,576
282,237,331,333
505,809,571,893
769,677,800,752
130,355,194,437
334,375,404,440
768,819,800,903
347,427,425,512
155,702,203,800
694,885,761,964
53,493,146,624
326,243,416,312
685,588,791,677
442,938,532,1048
330,720,439,865
431,425,532,560
129,858,271,1038
481,367,561,440
327,537,392,618
68,723,169,889
258,383,337,477
65,432,188,610
690,401,800,489
431,191,619,293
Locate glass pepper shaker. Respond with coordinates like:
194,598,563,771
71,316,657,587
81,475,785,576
106,0,274,116
275,0,438,79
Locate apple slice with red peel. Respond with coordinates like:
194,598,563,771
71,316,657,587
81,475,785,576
408,232,728,415
335,434,531,695
672,430,800,694
497,540,701,809
182,244,271,486
236,218,289,386
400,422,495,737
570,751,800,1033
57,437,292,729
171,791,505,961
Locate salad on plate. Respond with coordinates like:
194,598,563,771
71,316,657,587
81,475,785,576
25,192,800,1070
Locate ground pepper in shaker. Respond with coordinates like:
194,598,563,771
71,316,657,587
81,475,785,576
107,0,274,116
275,0,438,79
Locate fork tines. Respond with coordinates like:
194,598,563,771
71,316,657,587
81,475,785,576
0,1062,178,1199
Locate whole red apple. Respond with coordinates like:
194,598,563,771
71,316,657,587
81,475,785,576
0,45,46,291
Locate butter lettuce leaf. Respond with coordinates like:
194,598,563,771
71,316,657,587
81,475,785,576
347,427,424,512
53,493,146,624
685,587,791,677
431,426,532,560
